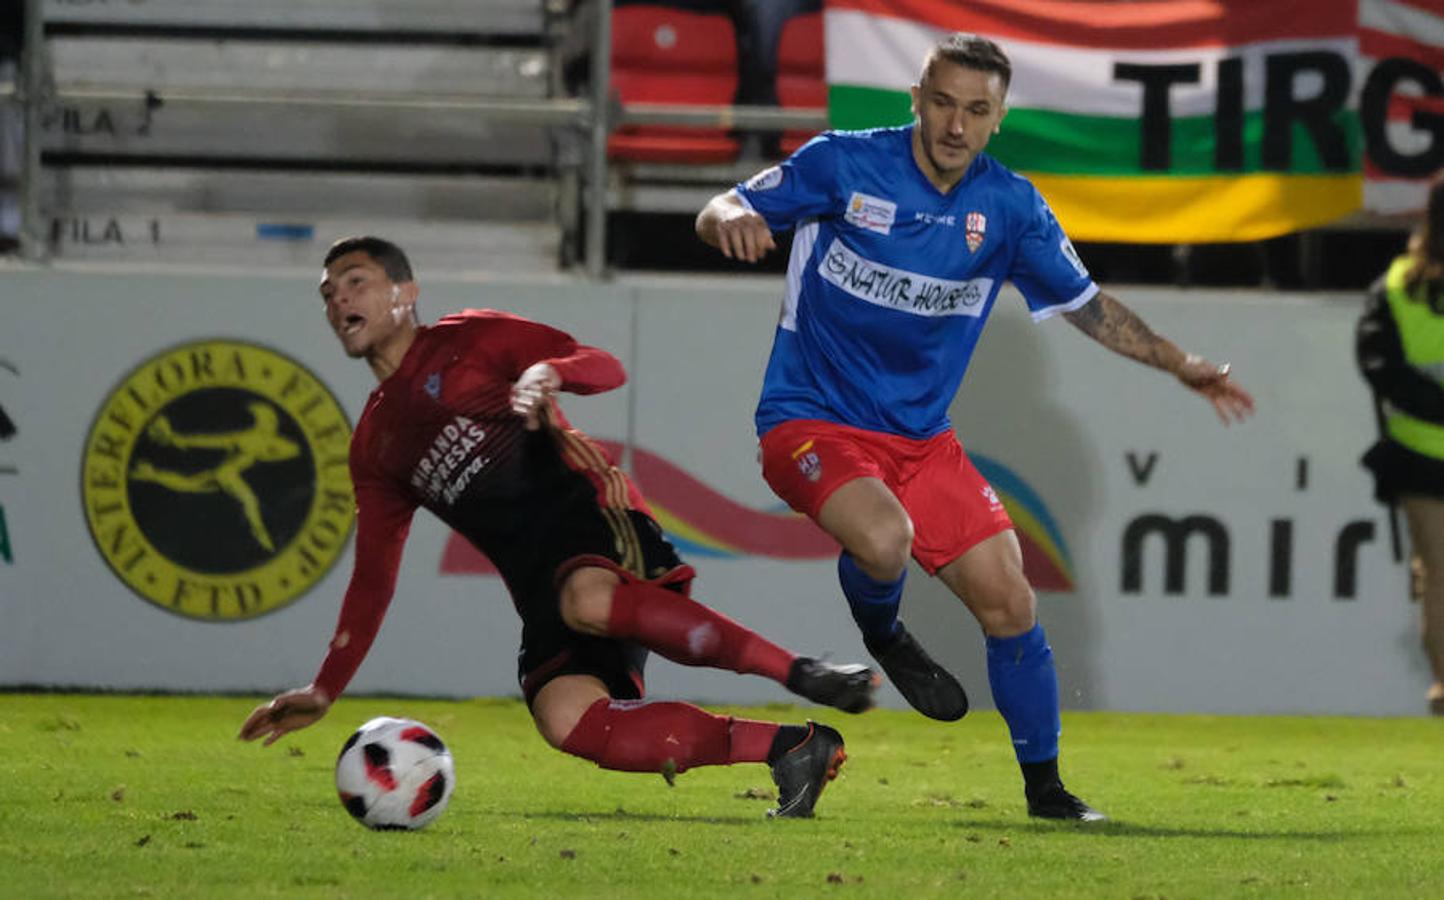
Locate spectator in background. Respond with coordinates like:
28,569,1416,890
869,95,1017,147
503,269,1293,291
1357,171,1444,717
0,1,22,252
731,0,821,159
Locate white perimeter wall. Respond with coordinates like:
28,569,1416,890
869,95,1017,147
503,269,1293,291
0,265,1420,715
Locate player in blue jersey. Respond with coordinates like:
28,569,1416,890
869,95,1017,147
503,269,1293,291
695,33,1255,820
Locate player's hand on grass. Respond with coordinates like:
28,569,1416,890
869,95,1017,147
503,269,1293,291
511,362,560,431
714,206,776,263
1175,354,1256,425
239,685,332,746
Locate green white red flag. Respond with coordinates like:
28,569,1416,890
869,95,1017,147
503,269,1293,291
825,0,1442,242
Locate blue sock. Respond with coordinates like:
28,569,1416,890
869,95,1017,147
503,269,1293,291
986,623,1061,765
837,552,904,646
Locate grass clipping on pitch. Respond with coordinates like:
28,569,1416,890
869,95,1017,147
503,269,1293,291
3,694,1442,898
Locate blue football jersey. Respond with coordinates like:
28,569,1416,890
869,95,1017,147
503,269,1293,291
735,125,1098,440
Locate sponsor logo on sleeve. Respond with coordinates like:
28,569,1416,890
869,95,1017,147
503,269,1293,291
81,340,355,621
817,238,993,317
844,192,897,235
745,166,784,192
1060,236,1089,278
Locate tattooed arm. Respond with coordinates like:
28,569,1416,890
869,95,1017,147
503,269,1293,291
1063,291,1256,424
1062,291,1187,371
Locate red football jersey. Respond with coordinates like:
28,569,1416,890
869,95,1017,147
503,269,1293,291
312,309,644,698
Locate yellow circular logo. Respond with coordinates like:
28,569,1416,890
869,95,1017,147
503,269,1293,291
82,340,354,621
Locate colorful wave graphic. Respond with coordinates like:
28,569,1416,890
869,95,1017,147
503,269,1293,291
972,454,1074,592
440,443,1073,592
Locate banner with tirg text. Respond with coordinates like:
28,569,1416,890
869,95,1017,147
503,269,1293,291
0,266,1421,715
825,0,1444,240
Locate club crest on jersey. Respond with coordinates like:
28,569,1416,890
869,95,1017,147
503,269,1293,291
965,211,987,253
845,192,897,235
424,371,443,400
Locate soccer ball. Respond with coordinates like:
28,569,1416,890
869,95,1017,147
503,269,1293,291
334,717,455,830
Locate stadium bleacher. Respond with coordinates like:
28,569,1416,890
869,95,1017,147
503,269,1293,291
602,1,825,225
38,0,545,33
6,0,829,273
3,1,1411,286
775,10,824,155
608,3,741,164
26,0,570,271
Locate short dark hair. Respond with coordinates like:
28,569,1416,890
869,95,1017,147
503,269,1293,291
1404,171,1444,298
922,33,1012,93
323,235,415,283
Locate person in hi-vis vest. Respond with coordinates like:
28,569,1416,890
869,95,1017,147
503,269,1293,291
1358,172,1444,716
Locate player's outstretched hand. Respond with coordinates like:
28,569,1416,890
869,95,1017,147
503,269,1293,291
1175,354,1256,425
238,685,332,747
715,205,776,263
511,362,561,431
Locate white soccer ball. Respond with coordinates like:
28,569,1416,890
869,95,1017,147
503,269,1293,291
334,717,455,830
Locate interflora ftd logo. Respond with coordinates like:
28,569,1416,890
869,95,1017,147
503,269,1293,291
81,340,354,620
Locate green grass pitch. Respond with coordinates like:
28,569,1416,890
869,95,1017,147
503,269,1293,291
3,693,1441,898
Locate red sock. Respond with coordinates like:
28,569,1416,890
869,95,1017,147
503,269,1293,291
606,580,796,684
560,698,780,773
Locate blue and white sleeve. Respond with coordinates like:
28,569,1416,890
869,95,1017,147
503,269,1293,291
733,134,839,232
1010,185,1099,321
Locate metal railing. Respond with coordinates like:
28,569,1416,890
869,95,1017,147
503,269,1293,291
582,0,612,280
7,0,827,277
18,0,46,261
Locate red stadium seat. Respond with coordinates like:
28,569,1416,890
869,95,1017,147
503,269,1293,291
776,11,826,155
609,5,740,163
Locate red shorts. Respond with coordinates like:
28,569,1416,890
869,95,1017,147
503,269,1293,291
516,510,696,708
759,419,1013,574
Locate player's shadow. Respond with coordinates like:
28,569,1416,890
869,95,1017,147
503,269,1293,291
515,809,765,827
945,818,1424,841
509,809,1424,839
